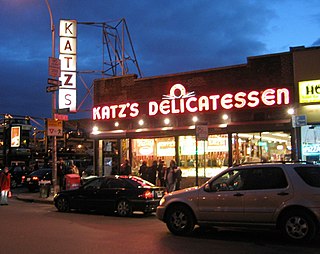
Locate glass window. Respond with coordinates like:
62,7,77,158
233,132,291,164
179,134,228,178
84,178,103,190
104,179,126,189
301,125,320,164
294,166,320,187
210,167,287,191
131,137,175,174
239,167,288,190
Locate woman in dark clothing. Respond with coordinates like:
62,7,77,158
139,161,148,180
148,161,158,185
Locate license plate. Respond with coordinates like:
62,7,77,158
156,191,163,198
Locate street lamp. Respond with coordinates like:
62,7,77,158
45,0,58,194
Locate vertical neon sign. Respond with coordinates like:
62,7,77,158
59,20,77,112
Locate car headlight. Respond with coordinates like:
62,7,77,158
159,197,166,206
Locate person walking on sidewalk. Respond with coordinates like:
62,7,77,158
0,166,11,205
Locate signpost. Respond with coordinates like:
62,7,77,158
195,124,208,186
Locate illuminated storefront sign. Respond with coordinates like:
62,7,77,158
302,144,320,154
59,19,77,112
299,79,320,104
93,84,290,120
11,126,21,147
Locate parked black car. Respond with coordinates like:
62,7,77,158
54,175,165,216
9,166,28,188
25,168,52,192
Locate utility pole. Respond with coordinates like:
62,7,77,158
45,0,58,195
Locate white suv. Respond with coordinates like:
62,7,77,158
156,162,320,242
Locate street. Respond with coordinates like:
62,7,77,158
0,197,319,254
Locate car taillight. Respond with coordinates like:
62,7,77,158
21,176,25,183
140,190,154,199
32,176,39,181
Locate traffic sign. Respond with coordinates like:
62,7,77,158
48,57,61,77
196,125,208,141
292,115,307,128
46,86,59,93
48,78,62,86
47,119,63,137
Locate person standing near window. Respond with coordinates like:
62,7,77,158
0,167,11,205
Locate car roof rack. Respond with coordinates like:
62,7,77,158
233,160,316,167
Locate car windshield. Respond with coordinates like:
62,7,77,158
294,166,320,187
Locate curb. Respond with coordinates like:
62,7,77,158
15,194,54,205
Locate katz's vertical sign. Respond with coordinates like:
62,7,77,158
59,20,77,112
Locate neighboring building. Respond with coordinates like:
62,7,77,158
0,115,32,167
89,46,320,177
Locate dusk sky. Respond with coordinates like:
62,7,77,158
1,0,320,120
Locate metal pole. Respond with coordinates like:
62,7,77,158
45,0,58,194
195,129,199,186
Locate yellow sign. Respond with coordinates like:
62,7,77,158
299,79,320,103
47,119,63,137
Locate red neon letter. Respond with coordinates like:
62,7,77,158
247,91,259,107
221,94,233,109
186,97,198,112
261,89,276,106
234,92,246,108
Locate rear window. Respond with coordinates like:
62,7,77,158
123,177,154,188
294,166,320,187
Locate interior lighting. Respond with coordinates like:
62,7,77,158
114,122,119,127
287,108,295,115
138,119,144,126
222,114,229,120
92,126,100,135
192,116,198,123
164,118,170,125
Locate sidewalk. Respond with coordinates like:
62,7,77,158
14,191,54,204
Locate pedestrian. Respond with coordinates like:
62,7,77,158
69,160,79,175
57,158,67,190
120,159,131,176
0,166,11,205
164,160,178,192
157,160,165,187
148,161,157,185
139,161,148,180
175,166,182,190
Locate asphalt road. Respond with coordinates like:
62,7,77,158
1,198,320,254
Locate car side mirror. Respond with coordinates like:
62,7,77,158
204,183,211,192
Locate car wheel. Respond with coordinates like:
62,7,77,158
56,197,70,212
280,210,317,242
166,204,195,236
11,179,17,189
116,200,132,217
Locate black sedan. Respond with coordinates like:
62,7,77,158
25,168,52,192
54,175,165,216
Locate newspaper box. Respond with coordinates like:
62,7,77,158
65,174,81,190
39,180,51,198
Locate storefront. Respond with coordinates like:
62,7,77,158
90,46,320,178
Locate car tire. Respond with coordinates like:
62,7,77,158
55,197,70,212
116,199,132,217
166,204,195,236
280,210,318,242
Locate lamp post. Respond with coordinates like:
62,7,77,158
45,0,58,194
